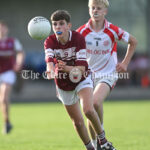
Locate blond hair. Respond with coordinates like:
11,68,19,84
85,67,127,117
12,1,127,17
88,0,109,8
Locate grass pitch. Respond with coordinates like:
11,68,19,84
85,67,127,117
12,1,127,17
0,100,150,150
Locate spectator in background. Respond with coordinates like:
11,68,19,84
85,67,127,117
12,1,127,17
0,20,25,134
135,54,150,87
129,54,150,87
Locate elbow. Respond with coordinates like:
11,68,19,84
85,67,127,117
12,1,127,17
128,36,138,51
133,37,138,47
130,35,138,47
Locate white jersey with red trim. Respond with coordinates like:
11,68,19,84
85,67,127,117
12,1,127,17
77,19,130,75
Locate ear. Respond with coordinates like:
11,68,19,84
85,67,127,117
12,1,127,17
89,7,92,16
68,23,72,30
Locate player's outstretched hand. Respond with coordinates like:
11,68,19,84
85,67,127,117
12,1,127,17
57,60,66,71
46,71,55,79
13,64,22,72
116,62,127,73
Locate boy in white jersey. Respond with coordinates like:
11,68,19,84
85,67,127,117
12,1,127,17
77,0,137,149
45,10,116,150
0,21,24,134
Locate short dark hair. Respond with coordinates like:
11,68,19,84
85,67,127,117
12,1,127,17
51,10,71,23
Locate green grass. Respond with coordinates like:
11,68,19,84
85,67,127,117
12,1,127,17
0,101,150,150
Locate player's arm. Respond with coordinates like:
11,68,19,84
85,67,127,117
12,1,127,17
57,60,85,74
116,34,137,72
46,62,55,79
13,39,25,72
44,38,56,79
45,49,55,79
14,51,25,72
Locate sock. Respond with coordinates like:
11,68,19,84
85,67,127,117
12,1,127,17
97,131,107,145
85,141,95,150
91,139,97,149
101,123,104,130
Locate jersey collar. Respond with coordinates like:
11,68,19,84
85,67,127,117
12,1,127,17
56,30,72,43
86,18,109,31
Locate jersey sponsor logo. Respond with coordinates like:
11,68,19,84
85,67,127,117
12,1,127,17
87,49,110,55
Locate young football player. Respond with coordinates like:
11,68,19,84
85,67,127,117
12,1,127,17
0,20,24,134
44,10,116,150
77,0,137,149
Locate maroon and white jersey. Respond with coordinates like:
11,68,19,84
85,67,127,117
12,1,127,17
77,19,130,75
44,30,89,91
0,38,23,73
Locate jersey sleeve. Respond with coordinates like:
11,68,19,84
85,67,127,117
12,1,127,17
14,38,23,51
44,37,54,63
110,24,130,43
75,35,88,70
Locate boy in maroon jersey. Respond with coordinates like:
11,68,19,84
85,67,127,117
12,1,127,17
44,10,115,150
0,20,25,134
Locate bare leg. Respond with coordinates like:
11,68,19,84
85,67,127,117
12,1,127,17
87,83,110,140
0,83,12,124
78,87,103,135
87,121,96,140
65,101,91,145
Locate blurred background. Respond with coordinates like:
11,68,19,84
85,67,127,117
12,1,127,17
0,0,150,102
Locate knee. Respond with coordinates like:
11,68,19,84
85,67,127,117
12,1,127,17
0,96,7,104
93,98,102,111
73,119,85,129
93,101,99,111
84,107,95,119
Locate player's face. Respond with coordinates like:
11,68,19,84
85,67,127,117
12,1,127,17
89,2,107,22
52,20,71,38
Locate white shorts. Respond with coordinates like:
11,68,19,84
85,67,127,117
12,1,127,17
56,75,93,105
0,70,16,85
93,72,118,89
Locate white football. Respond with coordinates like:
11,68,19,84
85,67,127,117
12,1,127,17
28,16,51,40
